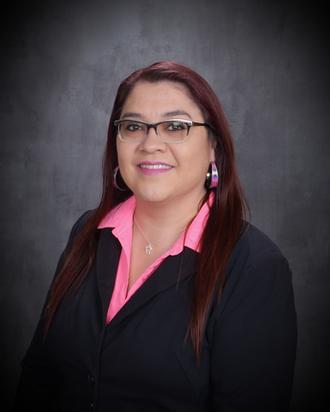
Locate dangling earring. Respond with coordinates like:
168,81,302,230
113,166,127,191
205,161,219,189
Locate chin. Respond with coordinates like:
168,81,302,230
134,187,174,204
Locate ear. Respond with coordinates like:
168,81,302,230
209,145,216,162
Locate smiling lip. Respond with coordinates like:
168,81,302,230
137,162,174,175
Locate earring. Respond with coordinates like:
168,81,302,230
205,161,219,189
113,166,127,191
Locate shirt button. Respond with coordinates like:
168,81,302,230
90,402,94,408
88,374,95,385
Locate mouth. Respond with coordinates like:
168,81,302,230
137,162,174,175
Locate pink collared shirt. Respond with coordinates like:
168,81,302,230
97,194,213,324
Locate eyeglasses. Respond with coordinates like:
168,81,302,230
113,118,213,144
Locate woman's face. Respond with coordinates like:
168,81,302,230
116,80,215,206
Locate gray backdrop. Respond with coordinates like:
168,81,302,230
1,0,329,410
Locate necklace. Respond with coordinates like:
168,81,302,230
134,217,154,255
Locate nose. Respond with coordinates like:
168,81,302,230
138,125,166,152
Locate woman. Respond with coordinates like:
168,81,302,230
14,61,297,411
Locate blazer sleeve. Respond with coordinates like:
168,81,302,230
210,251,297,412
13,210,92,411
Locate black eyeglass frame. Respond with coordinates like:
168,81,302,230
113,118,215,143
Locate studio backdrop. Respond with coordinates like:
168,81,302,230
1,0,329,410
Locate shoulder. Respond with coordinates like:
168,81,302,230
67,209,94,242
214,221,294,319
241,221,286,258
229,220,290,272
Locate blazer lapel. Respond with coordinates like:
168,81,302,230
95,228,121,320
95,228,198,330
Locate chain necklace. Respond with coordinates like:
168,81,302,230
134,216,188,256
133,217,154,255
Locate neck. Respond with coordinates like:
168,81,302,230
134,191,207,239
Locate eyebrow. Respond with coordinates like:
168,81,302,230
162,110,192,119
120,112,142,119
120,110,192,120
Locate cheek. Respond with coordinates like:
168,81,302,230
117,147,134,180
178,143,212,171
117,144,131,168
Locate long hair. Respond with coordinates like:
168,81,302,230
44,61,249,363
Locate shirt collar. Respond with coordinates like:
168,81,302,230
97,192,214,254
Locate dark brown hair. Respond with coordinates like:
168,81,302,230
44,61,249,363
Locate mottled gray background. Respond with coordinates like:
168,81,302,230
1,0,329,410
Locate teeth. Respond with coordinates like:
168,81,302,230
140,164,172,169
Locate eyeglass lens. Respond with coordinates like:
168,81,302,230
118,120,190,142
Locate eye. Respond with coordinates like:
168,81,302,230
124,122,144,132
166,121,188,132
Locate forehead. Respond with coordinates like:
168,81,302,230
121,80,203,119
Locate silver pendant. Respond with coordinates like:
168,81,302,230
145,243,153,255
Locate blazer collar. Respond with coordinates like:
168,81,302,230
95,228,198,331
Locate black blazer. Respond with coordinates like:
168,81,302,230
14,212,297,412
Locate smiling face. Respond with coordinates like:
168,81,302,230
116,80,215,207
